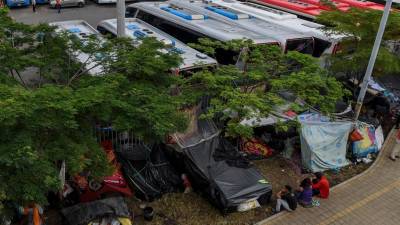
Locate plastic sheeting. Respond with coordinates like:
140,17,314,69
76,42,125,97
168,100,272,212
352,123,379,158
181,135,272,212
300,116,352,172
61,197,130,225
118,145,181,201
170,104,219,150
375,126,384,150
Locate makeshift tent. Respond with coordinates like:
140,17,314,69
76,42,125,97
299,113,352,172
94,127,181,201
61,197,130,225
181,135,272,212
169,104,272,212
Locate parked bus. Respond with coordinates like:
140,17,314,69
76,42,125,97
36,0,49,4
169,0,315,55
49,20,105,76
97,18,218,75
248,0,383,19
5,0,30,7
207,0,342,57
126,1,280,64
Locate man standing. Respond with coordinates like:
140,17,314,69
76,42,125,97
32,0,37,13
56,0,62,13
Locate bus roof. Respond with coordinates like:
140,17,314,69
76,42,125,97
97,18,217,70
207,0,338,41
128,1,279,44
49,20,104,76
170,0,313,44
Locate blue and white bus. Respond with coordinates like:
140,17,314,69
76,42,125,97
36,0,49,4
6,0,30,8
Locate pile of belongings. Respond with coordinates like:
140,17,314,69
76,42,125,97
61,197,132,225
118,144,181,201
351,123,384,159
240,138,274,159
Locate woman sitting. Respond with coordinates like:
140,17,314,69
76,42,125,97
296,178,313,207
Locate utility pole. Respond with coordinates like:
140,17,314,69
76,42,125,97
117,0,126,37
353,0,396,121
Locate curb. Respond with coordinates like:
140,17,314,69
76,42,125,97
255,128,397,225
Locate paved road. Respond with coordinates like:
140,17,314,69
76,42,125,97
258,129,400,225
8,1,118,27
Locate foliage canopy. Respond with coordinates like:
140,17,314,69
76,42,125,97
0,9,187,207
316,6,400,82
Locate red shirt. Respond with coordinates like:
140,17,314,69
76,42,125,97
312,176,330,198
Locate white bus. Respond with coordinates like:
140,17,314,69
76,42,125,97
205,0,342,57
49,20,105,76
168,0,315,55
125,1,281,64
97,18,218,75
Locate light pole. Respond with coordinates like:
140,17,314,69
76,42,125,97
117,0,126,37
353,0,398,121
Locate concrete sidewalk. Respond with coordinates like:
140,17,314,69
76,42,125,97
258,129,400,225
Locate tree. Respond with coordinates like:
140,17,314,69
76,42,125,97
316,6,400,90
184,39,349,137
0,8,187,208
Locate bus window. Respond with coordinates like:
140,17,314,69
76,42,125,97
178,65,217,78
285,38,314,55
97,26,116,38
312,38,332,57
158,21,205,44
136,10,160,26
126,7,138,18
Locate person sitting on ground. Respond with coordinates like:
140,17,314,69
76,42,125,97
312,172,330,199
296,178,313,207
273,185,297,213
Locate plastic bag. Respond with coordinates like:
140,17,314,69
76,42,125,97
350,129,363,142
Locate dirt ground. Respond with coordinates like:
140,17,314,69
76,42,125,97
41,154,372,225
128,155,372,225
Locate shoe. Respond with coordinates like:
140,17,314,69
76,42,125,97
389,157,396,161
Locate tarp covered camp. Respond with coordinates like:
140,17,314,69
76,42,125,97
169,104,272,212
299,113,352,172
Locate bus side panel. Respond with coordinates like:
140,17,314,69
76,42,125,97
6,0,30,7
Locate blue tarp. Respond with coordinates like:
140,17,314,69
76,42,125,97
300,114,352,172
